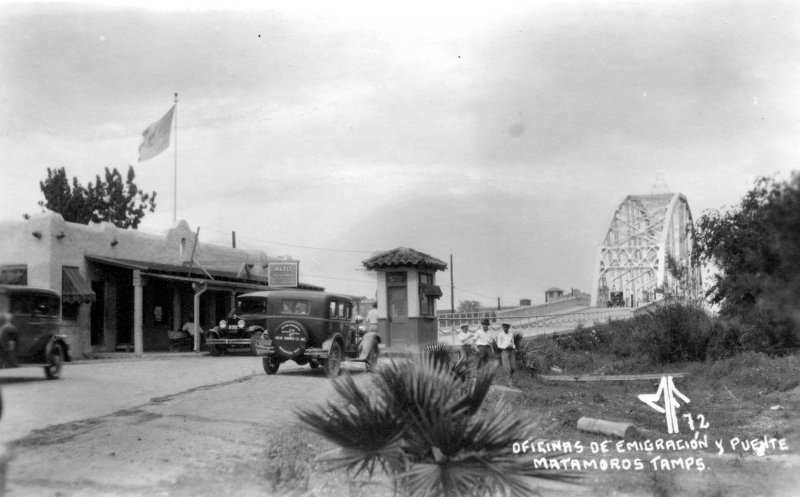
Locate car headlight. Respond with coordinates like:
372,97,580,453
219,320,227,328
238,319,246,329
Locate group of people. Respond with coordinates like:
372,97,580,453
456,318,517,388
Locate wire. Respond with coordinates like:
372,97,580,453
201,227,374,254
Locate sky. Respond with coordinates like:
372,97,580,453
1,0,799,309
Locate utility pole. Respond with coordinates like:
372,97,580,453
450,254,454,313
497,297,500,311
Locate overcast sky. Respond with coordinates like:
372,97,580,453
1,1,798,309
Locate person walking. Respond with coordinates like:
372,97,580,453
496,322,516,388
456,324,474,357
473,318,493,369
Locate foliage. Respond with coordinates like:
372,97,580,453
693,172,800,341
297,353,579,497
38,166,157,229
457,300,482,313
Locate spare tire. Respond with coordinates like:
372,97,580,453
272,320,308,359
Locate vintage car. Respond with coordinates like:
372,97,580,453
248,290,381,377
0,285,71,379
205,292,272,356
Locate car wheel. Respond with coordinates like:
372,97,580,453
208,332,224,356
44,340,64,380
324,341,342,378
249,331,262,356
272,320,308,360
263,355,280,375
365,341,380,372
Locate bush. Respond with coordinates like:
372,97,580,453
636,303,714,364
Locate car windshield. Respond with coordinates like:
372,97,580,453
236,298,267,315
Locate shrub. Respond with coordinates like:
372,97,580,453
297,354,581,497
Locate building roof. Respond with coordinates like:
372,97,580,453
362,247,448,271
85,254,324,291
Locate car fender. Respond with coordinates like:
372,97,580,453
357,332,381,360
321,333,344,353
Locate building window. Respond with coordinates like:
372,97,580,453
0,265,27,285
63,302,80,321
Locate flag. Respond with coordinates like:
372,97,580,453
138,105,175,162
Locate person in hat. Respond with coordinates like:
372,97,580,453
473,318,493,369
456,324,474,357
495,322,516,387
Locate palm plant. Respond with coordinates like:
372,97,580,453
297,350,580,497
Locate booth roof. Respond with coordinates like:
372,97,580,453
362,247,447,271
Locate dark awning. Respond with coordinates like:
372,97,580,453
62,267,96,303
420,284,443,299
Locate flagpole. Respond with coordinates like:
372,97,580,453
173,92,178,224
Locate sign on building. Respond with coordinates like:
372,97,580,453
268,261,299,287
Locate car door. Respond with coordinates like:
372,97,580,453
20,294,59,357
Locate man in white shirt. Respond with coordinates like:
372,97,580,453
496,322,516,387
473,319,493,369
456,324,474,356
182,316,204,340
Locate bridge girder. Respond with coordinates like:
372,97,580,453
591,193,702,307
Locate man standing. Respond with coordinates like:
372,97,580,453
365,302,378,333
456,324,474,356
496,322,516,387
473,318,493,369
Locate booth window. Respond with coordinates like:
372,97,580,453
418,272,441,317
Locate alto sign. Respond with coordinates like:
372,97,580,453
268,261,299,288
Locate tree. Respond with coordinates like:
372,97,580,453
457,300,482,313
693,172,800,346
39,166,156,229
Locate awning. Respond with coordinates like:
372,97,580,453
420,284,443,299
62,267,96,303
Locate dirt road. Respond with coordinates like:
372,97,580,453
1,354,377,497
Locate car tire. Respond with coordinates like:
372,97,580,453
249,331,262,356
365,341,380,372
208,331,224,356
324,341,342,378
272,320,308,360
263,355,280,375
44,340,64,380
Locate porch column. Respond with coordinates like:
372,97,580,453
193,282,208,352
173,288,182,332
133,270,144,355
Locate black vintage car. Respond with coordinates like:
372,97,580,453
205,292,272,356
249,290,381,377
0,285,71,379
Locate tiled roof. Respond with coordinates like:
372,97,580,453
362,247,448,271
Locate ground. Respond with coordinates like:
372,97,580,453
3,353,799,497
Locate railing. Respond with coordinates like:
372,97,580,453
437,308,634,344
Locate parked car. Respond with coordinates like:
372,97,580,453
0,285,71,379
205,292,271,356
246,289,380,377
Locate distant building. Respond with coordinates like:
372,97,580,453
0,211,322,357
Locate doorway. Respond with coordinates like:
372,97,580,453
387,286,409,348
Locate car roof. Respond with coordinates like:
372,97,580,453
238,289,353,302
0,284,60,298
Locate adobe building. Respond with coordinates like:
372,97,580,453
0,211,321,357
362,247,446,350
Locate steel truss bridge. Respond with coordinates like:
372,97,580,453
591,193,701,307
436,192,702,341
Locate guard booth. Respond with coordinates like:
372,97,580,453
362,247,447,350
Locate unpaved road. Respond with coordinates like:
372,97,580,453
0,354,379,497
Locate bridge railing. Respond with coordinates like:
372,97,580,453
437,308,634,345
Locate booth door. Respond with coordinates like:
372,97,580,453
387,287,409,348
